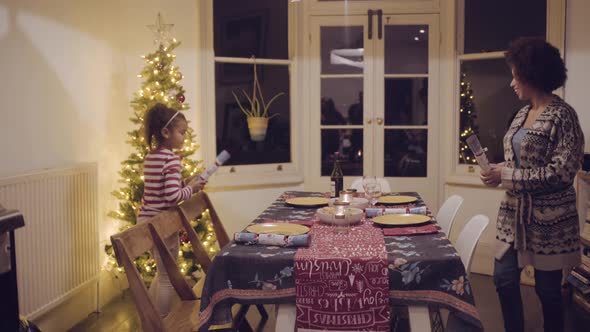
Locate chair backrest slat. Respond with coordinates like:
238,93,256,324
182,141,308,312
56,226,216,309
178,207,212,273
114,221,153,260
179,191,230,249
111,233,166,332
436,195,464,236
455,214,489,275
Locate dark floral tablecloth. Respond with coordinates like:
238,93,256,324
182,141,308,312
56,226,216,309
198,191,483,331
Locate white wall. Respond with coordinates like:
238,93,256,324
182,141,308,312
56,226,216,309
0,1,298,330
565,0,590,149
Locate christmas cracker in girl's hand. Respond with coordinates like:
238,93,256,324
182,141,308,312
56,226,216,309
466,135,490,172
198,150,231,181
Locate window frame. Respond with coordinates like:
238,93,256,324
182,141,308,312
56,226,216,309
450,0,566,179
201,0,303,189
307,0,440,15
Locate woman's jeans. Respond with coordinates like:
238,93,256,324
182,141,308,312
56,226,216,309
493,247,563,332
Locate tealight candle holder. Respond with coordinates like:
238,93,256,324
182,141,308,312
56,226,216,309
333,201,349,219
339,190,354,203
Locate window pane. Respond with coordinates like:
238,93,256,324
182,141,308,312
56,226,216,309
321,78,363,125
321,129,363,176
214,0,288,59
459,59,527,165
384,25,428,74
321,26,364,75
384,78,428,126
463,0,546,54
215,64,290,165
384,129,427,177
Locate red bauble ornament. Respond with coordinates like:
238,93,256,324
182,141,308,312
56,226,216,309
180,231,188,243
177,94,185,102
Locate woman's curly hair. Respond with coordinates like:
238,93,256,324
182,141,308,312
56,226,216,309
505,37,567,93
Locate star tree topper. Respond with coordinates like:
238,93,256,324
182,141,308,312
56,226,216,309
147,13,174,49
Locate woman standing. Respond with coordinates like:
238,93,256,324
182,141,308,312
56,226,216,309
480,37,584,332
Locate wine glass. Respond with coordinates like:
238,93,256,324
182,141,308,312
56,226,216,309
364,181,382,207
362,176,377,195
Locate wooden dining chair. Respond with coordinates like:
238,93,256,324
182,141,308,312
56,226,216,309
111,191,267,332
111,208,201,332
179,191,269,330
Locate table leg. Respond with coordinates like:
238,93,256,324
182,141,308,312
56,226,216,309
276,304,296,332
408,305,432,332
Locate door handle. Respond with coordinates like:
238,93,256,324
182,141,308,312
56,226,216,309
376,117,383,125
367,9,374,40
366,119,372,124
377,9,383,40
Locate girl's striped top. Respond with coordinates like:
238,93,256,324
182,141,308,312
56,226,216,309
138,148,192,220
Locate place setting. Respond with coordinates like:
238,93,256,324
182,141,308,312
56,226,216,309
234,222,312,247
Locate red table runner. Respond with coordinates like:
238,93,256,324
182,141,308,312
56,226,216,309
294,222,390,331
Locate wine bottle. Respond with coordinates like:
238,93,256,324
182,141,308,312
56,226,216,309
330,152,344,198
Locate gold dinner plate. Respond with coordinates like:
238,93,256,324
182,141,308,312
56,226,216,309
285,197,329,207
372,214,431,226
377,195,418,205
246,223,310,236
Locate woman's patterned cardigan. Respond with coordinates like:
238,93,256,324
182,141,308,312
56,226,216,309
497,96,584,271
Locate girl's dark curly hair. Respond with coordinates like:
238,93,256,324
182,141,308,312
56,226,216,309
505,37,567,93
144,103,186,148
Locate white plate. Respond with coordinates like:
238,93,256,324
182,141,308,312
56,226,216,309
285,197,329,207
246,223,310,236
372,214,431,226
316,207,364,225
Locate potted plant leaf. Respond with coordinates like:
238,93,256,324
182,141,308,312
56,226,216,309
231,59,285,142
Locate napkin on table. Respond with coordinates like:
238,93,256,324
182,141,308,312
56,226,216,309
365,206,427,218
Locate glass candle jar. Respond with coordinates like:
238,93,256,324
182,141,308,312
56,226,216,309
339,190,354,203
333,201,350,219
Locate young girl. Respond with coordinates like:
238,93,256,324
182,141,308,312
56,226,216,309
138,103,206,316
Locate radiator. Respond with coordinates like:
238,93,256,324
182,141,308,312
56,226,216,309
0,163,99,319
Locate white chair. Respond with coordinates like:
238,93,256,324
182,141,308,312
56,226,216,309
409,215,489,332
454,214,490,275
435,195,464,236
350,177,392,193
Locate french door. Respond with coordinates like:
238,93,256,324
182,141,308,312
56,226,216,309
308,13,439,206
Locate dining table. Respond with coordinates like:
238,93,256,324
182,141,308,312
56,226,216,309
197,191,483,332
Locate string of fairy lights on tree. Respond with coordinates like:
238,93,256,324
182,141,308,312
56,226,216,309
103,13,219,284
458,72,478,164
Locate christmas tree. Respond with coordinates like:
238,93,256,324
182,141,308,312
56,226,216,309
458,72,478,165
104,14,218,284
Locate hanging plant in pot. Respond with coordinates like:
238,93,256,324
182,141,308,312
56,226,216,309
232,59,284,142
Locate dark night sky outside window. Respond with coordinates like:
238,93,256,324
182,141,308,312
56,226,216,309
214,0,290,166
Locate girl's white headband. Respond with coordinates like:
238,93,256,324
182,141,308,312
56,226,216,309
163,111,180,129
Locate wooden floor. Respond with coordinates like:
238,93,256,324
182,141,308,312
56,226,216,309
68,273,589,332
